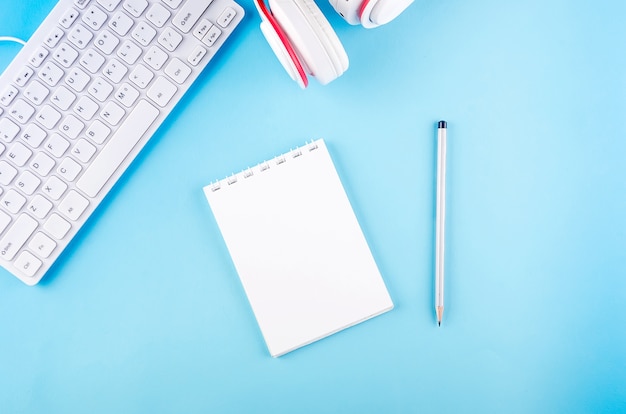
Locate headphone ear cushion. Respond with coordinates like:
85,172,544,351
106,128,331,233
259,21,308,88
269,0,349,85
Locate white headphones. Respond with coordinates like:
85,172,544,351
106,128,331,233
254,0,414,88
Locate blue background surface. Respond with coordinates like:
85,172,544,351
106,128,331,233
1,0,625,412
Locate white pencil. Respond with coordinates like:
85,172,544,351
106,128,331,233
435,120,447,326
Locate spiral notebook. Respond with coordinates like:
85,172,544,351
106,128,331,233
204,139,393,357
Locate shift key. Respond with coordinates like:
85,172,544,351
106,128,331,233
173,0,214,33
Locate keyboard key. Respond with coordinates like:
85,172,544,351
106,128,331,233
165,58,191,84
147,76,177,107
158,27,183,52
202,26,222,47
58,114,85,139
44,213,71,239
146,3,171,27
2,189,27,214
29,47,49,67
0,118,20,142
143,45,168,70
9,99,36,124
36,105,63,129
27,195,54,219
109,12,134,36
94,29,120,55
73,95,100,120
14,251,43,278
117,40,143,65
71,139,97,163
39,61,65,87
217,7,237,27
132,21,157,46
77,100,159,197
53,43,80,68
68,24,94,49
129,64,154,88
45,27,65,48
57,158,83,182
115,83,140,107
193,19,212,40
65,67,92,92
21,124,48,148
15,171,41,195
14,67,35,87
24,80,50,105
0,214,38,260
85,120,111,144
80,48,106,73
30,152,56,177
123,0,149,17
88,77,114,102
29,232,57,259
45,134,71,158
59,8,80,28
102,59,128,83
51,86,78,111
7,142,33,167
42,176,68,200
59,190,89,221
188,45,207,66
100,101,126,125
173,0,213,33
83,6,109,30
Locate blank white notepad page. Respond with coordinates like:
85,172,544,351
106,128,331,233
204,139,393,357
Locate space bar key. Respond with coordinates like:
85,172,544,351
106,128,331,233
77,100,160,198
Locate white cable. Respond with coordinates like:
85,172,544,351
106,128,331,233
0,36,27,46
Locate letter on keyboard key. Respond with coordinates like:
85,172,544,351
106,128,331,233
0,214,38,261
76,100,159,198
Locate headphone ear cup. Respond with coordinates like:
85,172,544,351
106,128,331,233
269,0,349,85
330,0,414,28
259,20,308,88
255,0,309,87
359,0,414,28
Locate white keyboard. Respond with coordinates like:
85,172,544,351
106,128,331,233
0,0,244,285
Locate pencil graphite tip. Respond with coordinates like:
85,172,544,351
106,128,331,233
438,321,441,327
